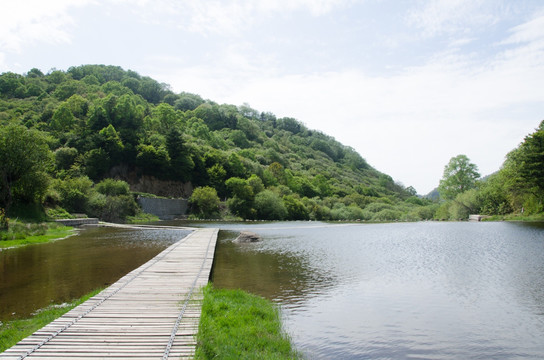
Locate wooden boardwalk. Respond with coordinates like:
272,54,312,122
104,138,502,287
1,227,218,360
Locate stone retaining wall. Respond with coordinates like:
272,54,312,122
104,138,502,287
55,218,99,226
137,197,188,220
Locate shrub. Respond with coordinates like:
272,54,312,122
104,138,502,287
365,202,393,213
282,195,309,220
331,204,369,220
189,187,221,218
53,176,93,213
95,178,130,196
87,193,137,223
372,209,403,221
254,190,287,220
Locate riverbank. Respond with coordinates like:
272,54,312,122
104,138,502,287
483,213,544,222
196,284,300,359
0,288,103,352
0,221,74,249
1,284,299,358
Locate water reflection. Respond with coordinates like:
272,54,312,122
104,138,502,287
212,230,336,307
0,226,190,321
182,220,544,360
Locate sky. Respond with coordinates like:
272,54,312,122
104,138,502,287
2,0,544,195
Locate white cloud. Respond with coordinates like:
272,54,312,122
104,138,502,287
146,8,544,194
0,0,92,52
115,0,355,36
407,0,498,37
501,12,544,45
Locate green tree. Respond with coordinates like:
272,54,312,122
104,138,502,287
283,194,309,220
50,103,75,131
166,128,194,182
477,174,512,215
438,154,480,200
207,164,227,196
55,147,79,170
95,178,130,196
136,144,170,177
254,190,287,220
189,186,220,218
449,188,480,220
501,121,544,211
52,176,94,213
98,124,124,163
226,177,255,219
0,125,52,218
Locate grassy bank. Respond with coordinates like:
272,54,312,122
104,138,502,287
0,221,74,249
483,213,544,222
196,284,300,359
0,288,103,352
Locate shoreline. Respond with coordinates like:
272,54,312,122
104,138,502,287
0,224,76,250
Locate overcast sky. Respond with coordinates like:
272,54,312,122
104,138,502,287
2,0,544,194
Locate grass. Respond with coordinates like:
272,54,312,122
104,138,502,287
0,288,103,352
483,213,544,222
196,284,301,360
0,221,74,249
126,211,160,224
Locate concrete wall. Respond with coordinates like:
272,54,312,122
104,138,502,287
137,197,188,220
55,218,99,226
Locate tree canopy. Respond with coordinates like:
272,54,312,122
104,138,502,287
438,154,480,200
0,65,459,222
0,125,52,213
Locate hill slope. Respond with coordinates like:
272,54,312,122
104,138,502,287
0,65,432,221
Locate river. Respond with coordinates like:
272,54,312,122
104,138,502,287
191,221,544,359
1,221,544,359
0,226,190,321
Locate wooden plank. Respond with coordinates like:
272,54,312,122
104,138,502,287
0,227,218,360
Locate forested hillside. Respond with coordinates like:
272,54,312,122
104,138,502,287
0,65,435,223
433,121,544,221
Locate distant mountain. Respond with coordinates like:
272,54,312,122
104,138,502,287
425,188,440,201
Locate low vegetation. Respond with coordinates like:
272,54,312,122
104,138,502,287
0,221,73,249
196,284,300,359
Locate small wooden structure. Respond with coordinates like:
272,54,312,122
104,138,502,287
0,227,218,359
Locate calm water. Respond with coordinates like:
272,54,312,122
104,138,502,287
188,221,544,360
0,226,190,321
2,221,544,359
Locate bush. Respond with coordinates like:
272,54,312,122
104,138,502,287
45,207,74,219
55,147,78,170
87,193,138,223
434,202,451,220
0,208,8,230
53,176,94,213
365,202,393,213
331,204,369,220
95,178,130,196
282,195,309,220
189,187,221,218
372,209,403,221
254,190,287,220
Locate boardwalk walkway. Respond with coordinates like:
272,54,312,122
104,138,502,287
1,227,218,360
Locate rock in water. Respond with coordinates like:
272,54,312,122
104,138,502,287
233,231,262,243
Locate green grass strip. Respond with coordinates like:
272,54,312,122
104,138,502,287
0,288,103,352
196,284,300,360
0,225,74,249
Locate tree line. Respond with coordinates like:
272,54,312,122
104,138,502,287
435,121,544,220
1,65,540,226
